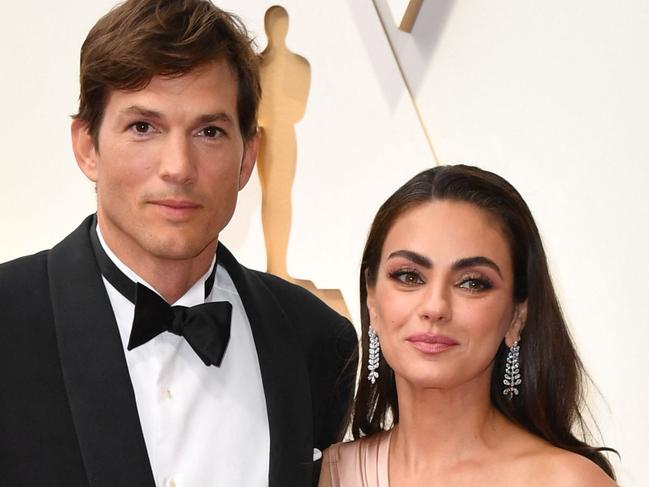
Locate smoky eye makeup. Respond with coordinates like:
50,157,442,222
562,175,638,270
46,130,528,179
387,266,425,286
455,271,495,292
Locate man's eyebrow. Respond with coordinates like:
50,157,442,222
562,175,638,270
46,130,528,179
122,105,162,118
452,256,503,278
120,106,234,125
195,112,233,125
387,250,432,268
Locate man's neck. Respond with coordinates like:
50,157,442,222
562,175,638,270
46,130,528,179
134,255,215,303
96,223,216,304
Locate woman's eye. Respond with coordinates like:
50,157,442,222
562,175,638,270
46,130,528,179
458,278,492,292
389,270,424,286
199,126,223,138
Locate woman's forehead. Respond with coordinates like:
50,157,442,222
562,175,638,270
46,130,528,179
381,201,512,272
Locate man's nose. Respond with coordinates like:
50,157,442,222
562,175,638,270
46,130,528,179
158,133,197,185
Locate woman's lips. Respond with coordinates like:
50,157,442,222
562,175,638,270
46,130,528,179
406,333,459,354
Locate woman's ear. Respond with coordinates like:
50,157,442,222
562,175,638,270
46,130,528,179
366,287,376,321
505,300,527,347
365,270,379,331
71,119,99,183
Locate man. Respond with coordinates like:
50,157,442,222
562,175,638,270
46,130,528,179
0,1,357,486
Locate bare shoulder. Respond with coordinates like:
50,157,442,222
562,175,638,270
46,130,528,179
523,445,617,487
549,450,617,487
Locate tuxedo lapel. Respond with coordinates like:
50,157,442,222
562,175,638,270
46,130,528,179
218,244,314,487
48,215,155,487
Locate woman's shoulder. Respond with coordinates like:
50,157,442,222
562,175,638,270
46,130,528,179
516,441,617,487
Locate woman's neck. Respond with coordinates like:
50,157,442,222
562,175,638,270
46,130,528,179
390,371,507,476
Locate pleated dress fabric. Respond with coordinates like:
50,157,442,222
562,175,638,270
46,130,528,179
319,430,392,487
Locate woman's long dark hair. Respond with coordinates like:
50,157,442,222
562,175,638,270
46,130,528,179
351,165,616,479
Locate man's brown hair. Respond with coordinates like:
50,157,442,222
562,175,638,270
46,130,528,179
73,0,260,145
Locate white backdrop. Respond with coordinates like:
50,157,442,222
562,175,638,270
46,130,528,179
0,1,645,485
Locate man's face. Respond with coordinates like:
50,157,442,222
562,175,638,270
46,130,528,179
73,60,258,267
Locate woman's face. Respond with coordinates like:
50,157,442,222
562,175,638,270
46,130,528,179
367,200,526,390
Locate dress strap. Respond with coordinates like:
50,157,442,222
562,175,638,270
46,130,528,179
320,429,393,487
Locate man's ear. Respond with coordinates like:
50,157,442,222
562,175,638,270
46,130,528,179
505,300,527,347
71,119,99,183
238,129,260,191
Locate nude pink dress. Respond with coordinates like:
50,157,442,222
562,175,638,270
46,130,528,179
318,430,392,487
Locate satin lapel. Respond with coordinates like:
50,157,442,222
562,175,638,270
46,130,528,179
218,244,314,487
48,215,155,487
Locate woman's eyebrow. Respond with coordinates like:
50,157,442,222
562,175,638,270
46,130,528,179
387,250,432,268
387,251,503,278
452,256,503,278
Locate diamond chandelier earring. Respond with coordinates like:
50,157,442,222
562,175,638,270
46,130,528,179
367,326,380,384
503,339,521,399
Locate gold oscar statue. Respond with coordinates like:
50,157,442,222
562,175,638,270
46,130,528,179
258,5,350,320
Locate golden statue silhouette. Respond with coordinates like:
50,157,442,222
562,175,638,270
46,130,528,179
257,5,350,320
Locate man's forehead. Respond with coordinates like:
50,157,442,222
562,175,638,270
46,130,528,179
104,62,239,118
110,59,236,95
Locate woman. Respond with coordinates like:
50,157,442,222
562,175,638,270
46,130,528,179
320,165,617,486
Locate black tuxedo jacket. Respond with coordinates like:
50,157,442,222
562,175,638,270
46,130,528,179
0,216,357,487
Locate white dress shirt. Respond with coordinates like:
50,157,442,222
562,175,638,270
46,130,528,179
97,228,269,487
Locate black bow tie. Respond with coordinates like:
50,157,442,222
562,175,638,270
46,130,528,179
89,219,232,366
129,283,231,366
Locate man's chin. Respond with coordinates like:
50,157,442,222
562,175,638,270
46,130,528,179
144,235,217,262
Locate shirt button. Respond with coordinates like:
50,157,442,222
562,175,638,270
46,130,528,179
159,387,173,400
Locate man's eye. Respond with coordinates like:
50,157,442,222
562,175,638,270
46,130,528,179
199,126,222,138
389,270,424,286
130,122,152,134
